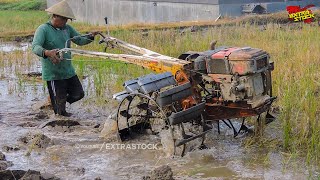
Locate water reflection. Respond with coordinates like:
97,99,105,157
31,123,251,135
0,42,30,52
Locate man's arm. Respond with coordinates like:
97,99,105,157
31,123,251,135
32,26,61,64
32,26,47,58
69,25,94,46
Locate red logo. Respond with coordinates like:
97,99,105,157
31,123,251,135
286,4,315,23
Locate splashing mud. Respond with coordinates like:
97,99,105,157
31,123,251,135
0,42,313,179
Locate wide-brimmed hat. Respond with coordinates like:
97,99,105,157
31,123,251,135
45,0,76,20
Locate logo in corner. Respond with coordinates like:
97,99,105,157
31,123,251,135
286,4,316,23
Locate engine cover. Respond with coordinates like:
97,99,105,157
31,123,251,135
206,47,270,75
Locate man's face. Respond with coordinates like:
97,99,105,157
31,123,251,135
53,15,69,28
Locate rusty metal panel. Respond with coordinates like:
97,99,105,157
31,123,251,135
204,47,271,75
228,61,251,75
207,74,232,83
211,47,239,59
169,102,205,125
156,82,192,107
138,72,176,94
205,98,274,120
228,47,267,61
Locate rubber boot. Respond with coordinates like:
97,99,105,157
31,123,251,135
56,98,72,117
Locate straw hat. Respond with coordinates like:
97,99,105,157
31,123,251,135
45,0,76,20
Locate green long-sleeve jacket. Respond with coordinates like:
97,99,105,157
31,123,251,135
32,21,93,81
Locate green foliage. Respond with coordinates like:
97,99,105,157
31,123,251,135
72,55,152,105
0,0,46,11
0,10,49,37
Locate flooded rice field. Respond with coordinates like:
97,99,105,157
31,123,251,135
0,42,314,179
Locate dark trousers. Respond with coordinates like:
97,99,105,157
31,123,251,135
47,75,84,115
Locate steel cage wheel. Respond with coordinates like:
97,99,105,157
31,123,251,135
115,92,186,156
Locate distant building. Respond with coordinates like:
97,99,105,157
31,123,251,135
47,0,319,25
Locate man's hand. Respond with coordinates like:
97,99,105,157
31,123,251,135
45,49,62,64
90,31,100,37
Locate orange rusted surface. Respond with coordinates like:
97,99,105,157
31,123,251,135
230,61,248,75
175,70,189,84
181,99,191,110
207,74,232,83
205,102,271,120
211,47,239,59
228,48,267,61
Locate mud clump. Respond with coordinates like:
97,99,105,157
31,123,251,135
0,161,8,170
40,119,80,128
52,125,77,133
48,119,80,127
100,116,118,141
0,151,13,170
18,121,39,127
2,145,20,152
143,165,174,180
32,100,52,111
19,133,52,149
94,124,100,128
32,134,52,149
34,111,50,120
74,167,85,176
0,169,59,180
39,119,81,133
0,151,5,161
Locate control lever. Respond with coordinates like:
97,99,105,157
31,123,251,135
105,17,110,36
100,17,112,51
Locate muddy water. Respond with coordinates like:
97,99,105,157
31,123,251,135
0,42,30,52
0,42,311,179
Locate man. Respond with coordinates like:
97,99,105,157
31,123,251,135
32,0,96,117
